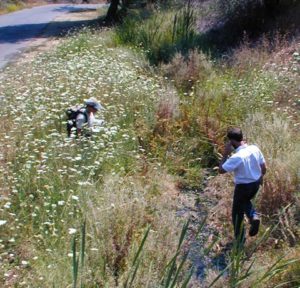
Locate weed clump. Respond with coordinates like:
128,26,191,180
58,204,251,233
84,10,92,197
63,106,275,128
114,2,197,64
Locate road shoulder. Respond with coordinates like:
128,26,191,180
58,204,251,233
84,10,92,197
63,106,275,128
4,6,102,68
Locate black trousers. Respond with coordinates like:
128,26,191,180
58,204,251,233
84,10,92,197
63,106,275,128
232,180,260,241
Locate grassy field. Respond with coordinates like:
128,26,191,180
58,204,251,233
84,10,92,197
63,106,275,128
0,28,192,286
0,2,300,287
112,2,300,286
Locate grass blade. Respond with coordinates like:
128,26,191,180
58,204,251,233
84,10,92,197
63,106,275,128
163,254,178,288
181,267,194,288
252,257,299,287
124,226,151,288
177,220,189,252
204,236,219,256
195,216,207,240
128,258,142,288
72,237,79,288
170,252,189,288
80,220,86,288
208,264,230,288
132,226,150,267
163,221,190,287
274,278,300,288
81,220,86,267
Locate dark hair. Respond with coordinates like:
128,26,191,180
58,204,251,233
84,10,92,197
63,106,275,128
227,128,243,142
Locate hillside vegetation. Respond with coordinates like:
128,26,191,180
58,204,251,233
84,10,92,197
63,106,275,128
0,0,25,13
0,0,299,287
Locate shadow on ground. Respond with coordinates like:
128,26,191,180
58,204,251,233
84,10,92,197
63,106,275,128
52,6,98,13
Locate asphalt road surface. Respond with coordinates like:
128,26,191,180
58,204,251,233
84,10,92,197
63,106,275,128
0,3,103,70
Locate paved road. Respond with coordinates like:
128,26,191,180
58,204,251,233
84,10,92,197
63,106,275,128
0,4,103,70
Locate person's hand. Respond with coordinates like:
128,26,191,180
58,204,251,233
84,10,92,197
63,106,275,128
224,141,233,157
259,176,264,186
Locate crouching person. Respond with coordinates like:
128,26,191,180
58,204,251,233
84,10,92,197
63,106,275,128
67,98,103,138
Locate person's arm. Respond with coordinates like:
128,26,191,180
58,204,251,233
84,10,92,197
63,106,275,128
219,142,233,174
260,162,267,176
76,114,86,137
259,162,267,185
258,149,267,184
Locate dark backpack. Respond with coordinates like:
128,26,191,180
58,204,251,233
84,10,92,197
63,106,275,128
66,106,88,137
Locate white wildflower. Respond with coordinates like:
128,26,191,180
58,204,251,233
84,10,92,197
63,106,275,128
21,260,29,266
4,202,11,209
71,195,79,201
68,228,77,235
0,220,7,226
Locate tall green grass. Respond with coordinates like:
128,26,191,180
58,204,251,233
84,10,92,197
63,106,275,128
114,2,197,64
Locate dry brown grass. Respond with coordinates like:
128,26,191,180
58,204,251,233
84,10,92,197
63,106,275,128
22,167,184,287
231,34,300,121
243,113,299,217
201,112,300,250
230,33,290,71
161,50,215,91
78,168,183,286
153,88,180,137
276,247,300,286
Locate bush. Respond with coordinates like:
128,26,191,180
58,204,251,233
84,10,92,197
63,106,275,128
161,50,214,91
6,3,19,12
196,0,299,52
0,0,24,13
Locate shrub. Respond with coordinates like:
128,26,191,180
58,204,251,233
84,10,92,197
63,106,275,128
0,0,24,13
6,3,19,12
217,0,264,20
196,0,299,52
161,50,214,91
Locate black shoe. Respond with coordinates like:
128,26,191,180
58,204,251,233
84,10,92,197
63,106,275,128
249,216,260,237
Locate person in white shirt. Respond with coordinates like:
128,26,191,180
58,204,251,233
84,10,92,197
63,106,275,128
76,98,103,137
219,128,267,245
